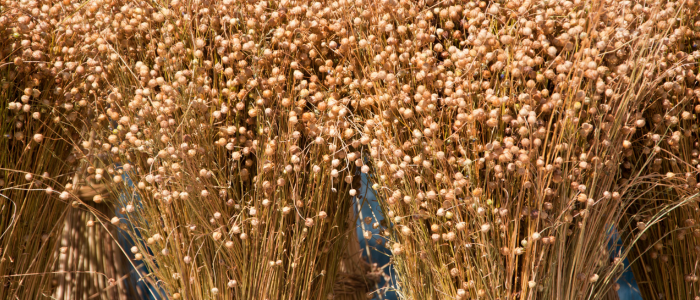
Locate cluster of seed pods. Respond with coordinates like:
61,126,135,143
352,0,700,299
0,0,101,297
2,0,700,299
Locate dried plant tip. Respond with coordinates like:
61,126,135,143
481,223,491,233
577,193,588,202
228,280,237,288
637,222,646,230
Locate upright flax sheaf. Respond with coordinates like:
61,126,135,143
57,0,370,298
0,2,97,298
349,0,699,299
0,68,76,299
621,30,700,298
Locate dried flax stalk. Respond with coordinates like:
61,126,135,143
51,184,133,300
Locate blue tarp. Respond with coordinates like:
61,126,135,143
608,227,643,300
